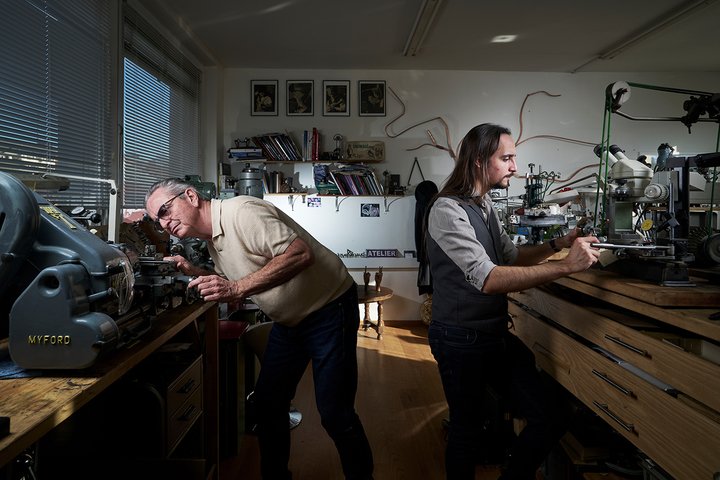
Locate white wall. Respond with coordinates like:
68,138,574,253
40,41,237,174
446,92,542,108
211,69,720,320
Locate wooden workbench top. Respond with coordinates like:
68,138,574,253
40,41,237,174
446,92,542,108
567,269,720,307
549,269,720,342
0,301,216,468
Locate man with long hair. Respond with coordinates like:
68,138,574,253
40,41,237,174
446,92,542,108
425,123,600,479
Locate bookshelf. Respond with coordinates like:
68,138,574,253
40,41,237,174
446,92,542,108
314,194,403,212
226,132,388,197
262,192,406,213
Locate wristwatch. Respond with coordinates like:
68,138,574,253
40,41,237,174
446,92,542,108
548,238,561,252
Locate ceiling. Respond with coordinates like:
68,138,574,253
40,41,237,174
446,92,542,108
140,0,720,72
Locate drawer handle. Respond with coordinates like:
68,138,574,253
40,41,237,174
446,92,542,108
593,401,636,434
604,335,649,357
592,370,635,398
178,378,196,394
179,404,197,421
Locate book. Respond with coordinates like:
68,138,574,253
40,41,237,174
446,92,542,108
251,132,303,161
311,128,319,162
319,163,384,196
228,147,263,159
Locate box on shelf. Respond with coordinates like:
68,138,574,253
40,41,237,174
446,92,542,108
346,141,384,161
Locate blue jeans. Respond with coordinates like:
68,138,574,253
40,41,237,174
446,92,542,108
254,284,373,480
428,322,568,480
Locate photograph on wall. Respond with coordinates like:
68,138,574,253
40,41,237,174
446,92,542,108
287,80,313,116
360,203,380,217
307,197,322,208
323,80,350,116
358,81,386,116
251,80,278,116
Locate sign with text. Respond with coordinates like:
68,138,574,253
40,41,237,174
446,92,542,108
346,141,385,161
366,249,399,258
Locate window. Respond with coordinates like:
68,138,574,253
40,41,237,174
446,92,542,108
122,6,201,209
0,0,113,209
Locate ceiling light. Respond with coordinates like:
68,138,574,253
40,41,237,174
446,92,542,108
403,0,443,57
491,35,517,43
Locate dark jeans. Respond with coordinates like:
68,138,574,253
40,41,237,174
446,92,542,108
428,322,568,480
254,284,374,480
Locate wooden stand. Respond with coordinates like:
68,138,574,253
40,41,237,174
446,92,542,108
357,285,393,339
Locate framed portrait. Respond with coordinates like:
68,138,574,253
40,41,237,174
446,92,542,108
361,203,380,217
323,80,350,116
251,80,278,116
286,80,314,116
358,80,386,116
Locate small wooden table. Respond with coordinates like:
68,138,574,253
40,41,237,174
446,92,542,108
357,285,393,339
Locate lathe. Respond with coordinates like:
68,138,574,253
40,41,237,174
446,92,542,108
0,171,197,370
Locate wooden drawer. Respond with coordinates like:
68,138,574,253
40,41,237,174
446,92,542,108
509,288,720,414
168,385,203,454
167,355,203,416
509,303,720,480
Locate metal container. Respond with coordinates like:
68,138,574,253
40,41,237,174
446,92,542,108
235,164,264,198
271,171,284,194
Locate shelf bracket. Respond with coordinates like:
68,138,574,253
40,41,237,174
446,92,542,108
288,194,306,211
384,196,402,213
335,196,350,212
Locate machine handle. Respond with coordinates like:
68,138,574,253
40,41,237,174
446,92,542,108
592,369,635,397
604,335,649,357
593,401,636,434
590,243,658,250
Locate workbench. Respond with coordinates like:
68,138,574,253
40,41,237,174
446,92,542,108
508,269,720,479
0,301,219,479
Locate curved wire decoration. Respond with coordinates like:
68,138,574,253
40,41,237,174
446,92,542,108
385,86,456,160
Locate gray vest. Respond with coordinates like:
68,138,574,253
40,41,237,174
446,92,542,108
426,197,509,333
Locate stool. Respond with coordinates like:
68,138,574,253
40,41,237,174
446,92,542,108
356,285,394,339
218,304,260,459
239,321,303,432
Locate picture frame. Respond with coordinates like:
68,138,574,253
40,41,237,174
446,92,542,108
322,80,350,116
286,80,314,116
361,203,380,217
251,80,278,116
358,80,386,116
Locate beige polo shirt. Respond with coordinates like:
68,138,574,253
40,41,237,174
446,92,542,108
208,196,353,326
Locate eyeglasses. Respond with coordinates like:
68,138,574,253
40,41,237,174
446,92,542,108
156,192,184,221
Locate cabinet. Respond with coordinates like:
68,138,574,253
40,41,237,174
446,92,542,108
128,347,205,458
508,271,720,479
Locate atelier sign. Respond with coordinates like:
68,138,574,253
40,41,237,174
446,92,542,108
366,249,399,258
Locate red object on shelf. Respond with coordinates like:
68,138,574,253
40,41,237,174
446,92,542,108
311,127,319,161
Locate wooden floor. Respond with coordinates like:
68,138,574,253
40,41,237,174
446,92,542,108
220,321,502,479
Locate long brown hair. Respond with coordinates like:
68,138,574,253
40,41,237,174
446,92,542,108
420,124,512,273
437,123,511,199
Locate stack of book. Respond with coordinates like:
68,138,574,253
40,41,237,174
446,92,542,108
227,146,264,160
301,128,320,161
251,132,303,161
326,164,384,196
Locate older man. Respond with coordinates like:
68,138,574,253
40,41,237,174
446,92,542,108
146,178,373,480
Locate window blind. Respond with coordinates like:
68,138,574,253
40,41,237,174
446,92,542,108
0,0,113,209
122,6,201,209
